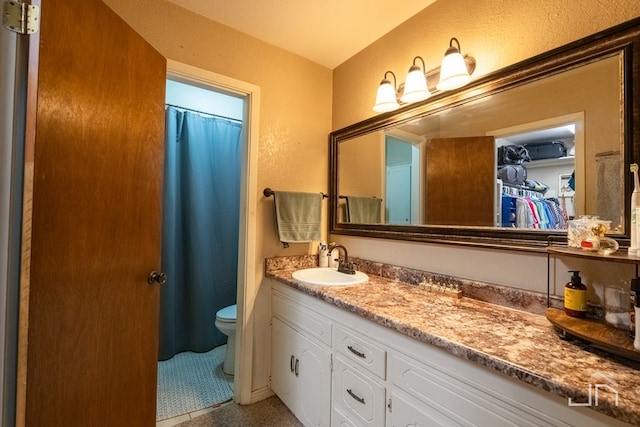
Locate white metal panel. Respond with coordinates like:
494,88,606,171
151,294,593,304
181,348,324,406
0,21,22,427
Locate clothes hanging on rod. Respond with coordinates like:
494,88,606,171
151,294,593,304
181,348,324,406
165,103,243,123
501,184,566,229
510,196,566,229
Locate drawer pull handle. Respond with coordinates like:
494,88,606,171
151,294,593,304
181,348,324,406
347,389,365,404
347,345,366,359
290,355,295,373
294,358,299,377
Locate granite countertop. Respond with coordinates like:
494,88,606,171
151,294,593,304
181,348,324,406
265,256,640,425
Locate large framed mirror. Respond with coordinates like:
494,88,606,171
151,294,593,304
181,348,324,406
329,18,640,250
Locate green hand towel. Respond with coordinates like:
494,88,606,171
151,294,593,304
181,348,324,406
346,196,381,224
274,191,322,244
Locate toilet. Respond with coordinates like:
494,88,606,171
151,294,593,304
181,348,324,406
215,304,237,376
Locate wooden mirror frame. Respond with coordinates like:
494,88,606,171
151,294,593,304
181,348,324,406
329,18,640,252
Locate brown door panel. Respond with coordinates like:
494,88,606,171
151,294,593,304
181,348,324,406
22,0,166,425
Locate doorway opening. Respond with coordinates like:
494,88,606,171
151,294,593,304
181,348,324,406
157,78,244,421
384,130,424,225
160,60,261,419
489,112,584,229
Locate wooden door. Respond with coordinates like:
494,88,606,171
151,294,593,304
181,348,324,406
424,136,495,226
20,0,166,425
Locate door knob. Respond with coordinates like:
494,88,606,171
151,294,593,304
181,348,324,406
148,271,167,285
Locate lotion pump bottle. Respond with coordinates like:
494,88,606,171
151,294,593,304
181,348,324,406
564,271,587,318
318,242,328,267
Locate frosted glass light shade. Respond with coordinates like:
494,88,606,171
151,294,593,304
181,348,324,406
400,66,430,103
373,80,399,112
436,51,471,91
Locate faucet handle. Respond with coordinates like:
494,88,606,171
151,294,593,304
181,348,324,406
337,260,356,275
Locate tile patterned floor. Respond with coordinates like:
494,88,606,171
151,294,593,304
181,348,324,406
156,346,234,427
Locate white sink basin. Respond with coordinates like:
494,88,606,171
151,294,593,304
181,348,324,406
292,267,368,287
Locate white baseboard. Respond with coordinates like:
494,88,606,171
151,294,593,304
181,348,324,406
249,386,275,403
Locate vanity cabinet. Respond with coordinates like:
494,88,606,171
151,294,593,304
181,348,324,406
270,280,628,427
271,292,332,426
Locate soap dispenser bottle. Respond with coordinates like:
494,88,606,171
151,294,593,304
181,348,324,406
564,271,587,318
318,241,328,268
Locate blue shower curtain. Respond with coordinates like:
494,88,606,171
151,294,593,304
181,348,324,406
159,107,243,361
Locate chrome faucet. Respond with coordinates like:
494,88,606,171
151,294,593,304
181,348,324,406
327,244,355,275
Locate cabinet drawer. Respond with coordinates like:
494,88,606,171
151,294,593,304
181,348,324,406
391,387,460,427
334,325,386,379
272,291,332,347
332,355,385,427
332,406,360,427
389,353,549,427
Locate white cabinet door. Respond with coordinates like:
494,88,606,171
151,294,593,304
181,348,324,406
272,317,331,427
272,317,297,408
298,338,332,426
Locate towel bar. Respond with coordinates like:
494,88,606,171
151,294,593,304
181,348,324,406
263,187,327,199
339,195,381,200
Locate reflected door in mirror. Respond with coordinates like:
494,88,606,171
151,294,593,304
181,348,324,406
425,136,495,226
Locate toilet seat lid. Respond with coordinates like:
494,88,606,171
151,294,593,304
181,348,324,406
216,304,237,322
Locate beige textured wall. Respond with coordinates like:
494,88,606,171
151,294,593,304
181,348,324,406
333,0,640,129
339,132,384,222
102,0,332,396
339,132,383,198
331,1,640,294
103,0,332,253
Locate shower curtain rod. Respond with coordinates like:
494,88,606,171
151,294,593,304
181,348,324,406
165,103,243,123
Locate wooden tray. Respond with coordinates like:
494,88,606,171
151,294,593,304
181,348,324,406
546,307,640,361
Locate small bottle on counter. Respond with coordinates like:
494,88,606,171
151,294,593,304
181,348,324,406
564,271,587,318
318,241,328,268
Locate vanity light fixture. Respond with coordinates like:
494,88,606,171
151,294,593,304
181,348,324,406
373,71,400,113
436,37,473,91
400,56,431,103
371,37,476,113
